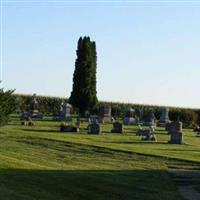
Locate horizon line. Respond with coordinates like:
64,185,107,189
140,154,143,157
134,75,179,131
13,92,200,110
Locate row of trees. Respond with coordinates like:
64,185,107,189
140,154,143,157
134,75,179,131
15,94,65,115
4,93,199,128
0,90,199,128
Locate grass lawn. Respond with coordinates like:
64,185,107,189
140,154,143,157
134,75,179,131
0,116,200,200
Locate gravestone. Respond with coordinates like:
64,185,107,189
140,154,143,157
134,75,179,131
138,108,144,121
168,121,184,144
20,110,29,121
88,122,101,134
60,125,79,132
88,115,99,124
123,108,137,125
54,102,72,121
165,122,171,132
144,110,156,126
99,105,112,123
76,118,81,128
59,102,72,121
111,122,123,133
137,125,157,141
30,94,43,119
158,107,170,126
193,124,200,136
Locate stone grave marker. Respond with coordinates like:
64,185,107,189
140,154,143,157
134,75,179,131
88,122,101,134
30,94,43,119
123,108,137,125
143,109,156,126
158,107,170,126
168,121,184,144
99,104,112,123
137,125,157,141
60,125,79,132
111,122,123,133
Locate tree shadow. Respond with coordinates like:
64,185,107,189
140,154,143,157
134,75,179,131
22,128,88,134
0,169,182,200
22,129,59,133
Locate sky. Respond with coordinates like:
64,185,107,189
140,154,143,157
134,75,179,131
1,0,200,108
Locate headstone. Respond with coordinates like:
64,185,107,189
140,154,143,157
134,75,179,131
144,110,156,126
165,122,171,132
88,122,101,134
30,93,39,111
137,125,157,141
54,101,72,121
123,108,137,125
168,121,184,144
88,115,99,124
138,108,144,121
99,105,112,123
20,115,34,126
111,122,123,133
20,110,29,121
76,118,81,128
158,108,170,126
60,102,72,121
60,125,79,132
193,124,200,136
30,94,43,119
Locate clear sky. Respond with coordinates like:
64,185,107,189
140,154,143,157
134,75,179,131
1,0,200,108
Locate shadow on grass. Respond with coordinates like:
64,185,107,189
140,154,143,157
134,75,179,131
0,169,182,200
22,129,59,133
22,129,89,134
103,141,167,145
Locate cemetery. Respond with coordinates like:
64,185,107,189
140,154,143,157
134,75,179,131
0,35,200,199
0,93,200,200
0,4,200,199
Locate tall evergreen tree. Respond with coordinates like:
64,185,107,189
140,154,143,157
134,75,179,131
69,36,98,115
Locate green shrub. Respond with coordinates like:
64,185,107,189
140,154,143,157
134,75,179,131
0,89,17,125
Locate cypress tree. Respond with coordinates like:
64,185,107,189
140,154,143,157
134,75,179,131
69,36,98,115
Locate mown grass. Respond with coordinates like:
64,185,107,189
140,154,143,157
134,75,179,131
0,115,199,200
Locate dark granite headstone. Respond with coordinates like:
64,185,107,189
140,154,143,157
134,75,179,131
111,122,123,133
20,110,29,121
165,122,171,132
60,125,79,132
144,110,156,126
88,123,101,134
88,115,99,124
